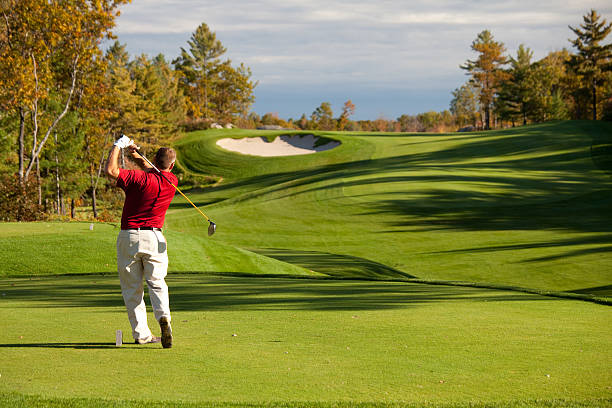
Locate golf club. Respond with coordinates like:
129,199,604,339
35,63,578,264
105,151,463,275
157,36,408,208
132,145,217,236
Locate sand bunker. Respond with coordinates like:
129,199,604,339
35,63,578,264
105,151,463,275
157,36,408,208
216,134,340,157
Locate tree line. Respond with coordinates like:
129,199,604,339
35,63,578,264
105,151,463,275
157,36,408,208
259,9,611,133
0,0,256,221
0,4,609,222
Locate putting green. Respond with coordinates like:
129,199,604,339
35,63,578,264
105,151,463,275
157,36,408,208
0,275,610,406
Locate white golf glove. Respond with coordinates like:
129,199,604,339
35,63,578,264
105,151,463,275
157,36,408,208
114,134,133,149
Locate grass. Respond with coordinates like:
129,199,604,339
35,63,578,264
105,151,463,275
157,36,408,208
170,121,612,296
0,222,315,278
2,395,610,408
0,275,610,406
1,120,611,406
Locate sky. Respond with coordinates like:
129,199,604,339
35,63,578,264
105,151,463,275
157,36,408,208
112,1,612,120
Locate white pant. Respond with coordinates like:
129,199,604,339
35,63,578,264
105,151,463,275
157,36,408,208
116,229,171,341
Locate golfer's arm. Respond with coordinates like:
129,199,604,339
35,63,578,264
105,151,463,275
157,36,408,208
104,146,121,180
129,151,153,171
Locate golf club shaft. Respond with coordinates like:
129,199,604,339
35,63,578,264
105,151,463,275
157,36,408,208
134,150,212,223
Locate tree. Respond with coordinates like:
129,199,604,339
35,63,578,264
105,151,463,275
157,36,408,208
0,0,128,185
210,61,256,123
312,102,334,130
151,54,187,138
460,30,509,129
417,111,442,132
450,82,479,128
527,51,571,122
338,100,355,130
568,9,612,120
496,44,534,126
173,23,226,119
397,114,420,132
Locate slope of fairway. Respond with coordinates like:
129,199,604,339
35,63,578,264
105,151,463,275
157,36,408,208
0,222,314,278
172,121,612,296
0,275,610,407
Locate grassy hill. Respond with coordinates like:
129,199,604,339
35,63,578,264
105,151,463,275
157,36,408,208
170,121,612,296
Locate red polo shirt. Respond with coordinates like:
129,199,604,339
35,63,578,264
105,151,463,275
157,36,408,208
116,168,178,230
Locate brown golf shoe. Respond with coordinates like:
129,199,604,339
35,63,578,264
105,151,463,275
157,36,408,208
159,317,173,349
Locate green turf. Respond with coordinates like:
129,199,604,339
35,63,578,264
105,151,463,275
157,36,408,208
0,275,610,406
170,121,612,296
0,222,315,278
1,121,611,406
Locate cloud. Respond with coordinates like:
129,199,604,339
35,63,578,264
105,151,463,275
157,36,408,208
112,1,612,118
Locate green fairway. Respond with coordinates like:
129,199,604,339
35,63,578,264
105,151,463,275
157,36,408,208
1,121,611,406
170,121,612,296
0,275,610,407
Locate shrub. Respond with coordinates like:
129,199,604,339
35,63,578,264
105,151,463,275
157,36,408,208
0,174,45,221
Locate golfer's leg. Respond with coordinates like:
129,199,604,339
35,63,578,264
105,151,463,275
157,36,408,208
117,231,153,341
143,231,171,322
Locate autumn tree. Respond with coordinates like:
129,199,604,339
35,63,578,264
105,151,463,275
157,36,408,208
210,61,256,123
337,100,355,130
568,9,612,120
460,30,509,129
0,0,128,186
396,114,420,132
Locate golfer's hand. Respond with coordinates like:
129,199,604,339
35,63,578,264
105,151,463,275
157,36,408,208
114,134,133,149
127,144,141,156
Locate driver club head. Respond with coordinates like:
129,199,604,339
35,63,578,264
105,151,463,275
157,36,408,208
208,221,217,236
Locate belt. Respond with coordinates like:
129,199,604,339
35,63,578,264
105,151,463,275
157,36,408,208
122,227,162,231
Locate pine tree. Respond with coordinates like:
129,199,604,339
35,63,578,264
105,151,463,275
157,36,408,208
173,23,227,120
460,30,509,130
568,9,612,120
500,45,534,125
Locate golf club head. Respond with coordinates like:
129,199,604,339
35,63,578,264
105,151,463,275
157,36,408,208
208,221,217,236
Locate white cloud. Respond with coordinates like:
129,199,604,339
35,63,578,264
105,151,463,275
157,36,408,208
112,1,612,117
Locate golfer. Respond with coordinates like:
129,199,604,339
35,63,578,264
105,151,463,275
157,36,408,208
105,135,175,348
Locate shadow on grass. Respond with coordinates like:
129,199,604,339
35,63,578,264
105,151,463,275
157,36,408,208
251,248,415,279
424,233,612,263
569,284,612,297
0,275,550,313
0,342,117,349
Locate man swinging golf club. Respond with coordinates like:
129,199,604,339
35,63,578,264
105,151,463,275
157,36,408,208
105,135,175,348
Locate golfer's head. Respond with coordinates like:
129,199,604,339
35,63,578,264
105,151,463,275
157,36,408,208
154,147,176,171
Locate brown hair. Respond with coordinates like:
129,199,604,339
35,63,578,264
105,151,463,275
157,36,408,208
154,147,176,170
